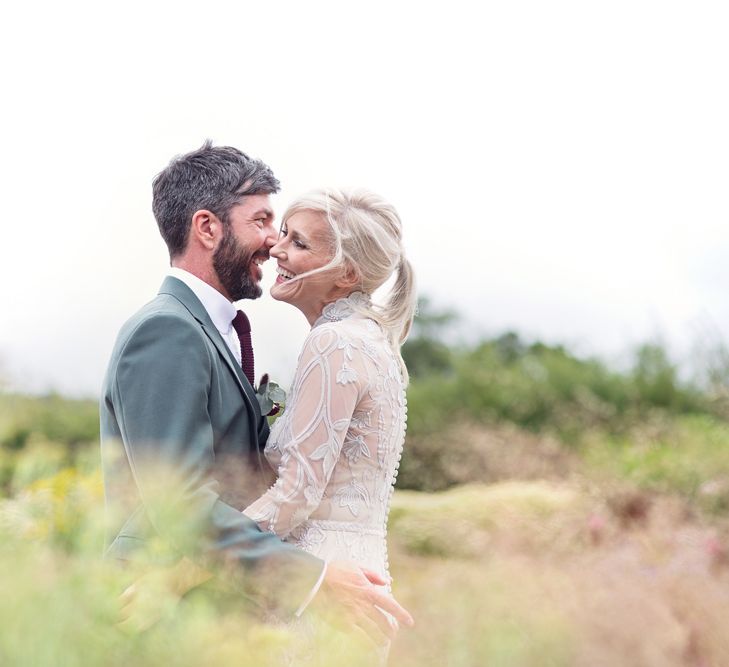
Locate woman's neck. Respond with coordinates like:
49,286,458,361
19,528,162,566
305,290,361,328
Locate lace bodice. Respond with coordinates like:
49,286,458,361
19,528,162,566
244,294,407,577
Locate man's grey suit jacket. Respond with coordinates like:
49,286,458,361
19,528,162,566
100,276,323,614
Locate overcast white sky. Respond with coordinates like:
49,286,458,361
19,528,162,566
1,1,728,396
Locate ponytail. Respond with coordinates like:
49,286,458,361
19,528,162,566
379,255,417,384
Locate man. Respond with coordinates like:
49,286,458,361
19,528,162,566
100,142,412,642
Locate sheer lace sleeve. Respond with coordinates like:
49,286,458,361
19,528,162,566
244,324,364,538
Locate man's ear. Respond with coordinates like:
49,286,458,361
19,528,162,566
190,210,223,251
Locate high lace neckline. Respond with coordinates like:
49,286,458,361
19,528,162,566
313,291,371,328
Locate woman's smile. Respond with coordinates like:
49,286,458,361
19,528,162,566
275,264,297,283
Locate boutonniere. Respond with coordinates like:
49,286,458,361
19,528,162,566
255,374,286,417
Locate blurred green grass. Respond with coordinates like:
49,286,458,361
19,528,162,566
582,414,729,514
1,301,729,664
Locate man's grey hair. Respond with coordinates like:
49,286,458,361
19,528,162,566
152,140,281,258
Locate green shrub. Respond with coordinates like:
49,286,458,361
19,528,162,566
0,393,99,451
405,333,712,444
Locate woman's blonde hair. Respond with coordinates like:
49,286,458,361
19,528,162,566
282,188,417,384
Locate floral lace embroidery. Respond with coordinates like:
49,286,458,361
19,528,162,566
315,291,371,325
243,292,407,587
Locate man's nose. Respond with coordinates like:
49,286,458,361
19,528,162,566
264,227,278,248
269,240,285,258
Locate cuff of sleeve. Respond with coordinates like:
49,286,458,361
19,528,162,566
294,560,328,618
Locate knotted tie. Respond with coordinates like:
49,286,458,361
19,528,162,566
231,310,255,386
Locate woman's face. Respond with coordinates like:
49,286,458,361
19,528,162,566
270,210,345,323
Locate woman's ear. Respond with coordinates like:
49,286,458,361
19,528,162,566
190,209,223,251
335,264,361,291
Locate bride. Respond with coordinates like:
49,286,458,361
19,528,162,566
249,189,414,581
244,188,416,662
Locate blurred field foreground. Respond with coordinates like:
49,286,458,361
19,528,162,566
1,300,729,665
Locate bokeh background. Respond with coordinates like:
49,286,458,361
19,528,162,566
2,2,729,665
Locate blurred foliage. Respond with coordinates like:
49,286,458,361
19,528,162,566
389,482,581,558
389,484,729,667
0,392,99,494
402,296,459,378
0,462,397,667
1,297,729,664
583,414,729,515
0,393,99,450
0,297,726,504
403,310,708,441
399,299,720,492
2,469,728,666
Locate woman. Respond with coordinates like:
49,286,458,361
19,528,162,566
244,188,416,663
246,187,415,589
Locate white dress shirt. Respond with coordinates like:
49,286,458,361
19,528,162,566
166,267,326,616
167,268,242,364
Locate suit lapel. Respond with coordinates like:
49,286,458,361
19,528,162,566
158,276,261,424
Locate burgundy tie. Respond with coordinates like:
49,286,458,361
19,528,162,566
231,310,255,386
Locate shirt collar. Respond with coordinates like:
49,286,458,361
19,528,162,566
167,267,237,334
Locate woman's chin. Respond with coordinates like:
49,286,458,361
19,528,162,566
270,283,291,303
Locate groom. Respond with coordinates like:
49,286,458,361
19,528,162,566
100,142,412,641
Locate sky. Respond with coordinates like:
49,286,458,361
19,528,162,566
1,0,728,396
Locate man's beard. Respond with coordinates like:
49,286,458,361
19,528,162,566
213,226,262,301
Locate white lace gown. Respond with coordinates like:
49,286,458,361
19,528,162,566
244,293,407,659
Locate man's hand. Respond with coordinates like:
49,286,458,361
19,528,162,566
117,558,212,633
318,560,414,646
117,569,182,634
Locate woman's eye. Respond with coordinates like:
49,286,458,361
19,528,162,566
294,240,307,249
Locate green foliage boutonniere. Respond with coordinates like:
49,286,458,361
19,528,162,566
255,374,286,417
